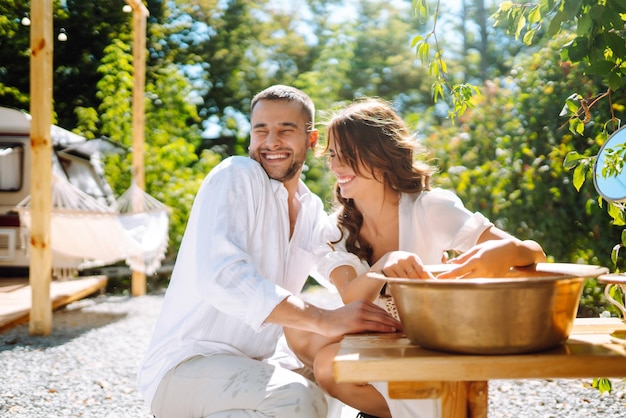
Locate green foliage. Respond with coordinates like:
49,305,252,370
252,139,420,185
579,278,611,317
423,33,625,274
96,38,134,148
68,9,223,257
592,378,613,394
0,1,142,128
492,0,626,225
346,0,431,109
411,1,478,121
493,0,626,95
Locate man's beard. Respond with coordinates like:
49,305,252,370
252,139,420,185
250,149,304,183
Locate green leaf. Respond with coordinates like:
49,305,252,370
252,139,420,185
440,57,448,73
565,0,584,21
547,8,567,37
563,151,585,169
612,243,622,265
608,203,626,225
568,118,585,135
527,5,541,26
604,32,625,58
566,37,589,62
592,378,613,394
418,41,425,60
586,60,616,77
576,13,592,36
410,35,423,48
432,81,444,103
499,1,514,12
573,162,587,191
515,15,527,39
522,28,537,45
609,70,623,92
412,0,429,21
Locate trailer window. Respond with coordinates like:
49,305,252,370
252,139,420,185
0,144,24,191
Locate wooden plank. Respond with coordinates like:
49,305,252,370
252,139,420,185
0,278,30,293
334,322,626,383
572,317,625,334
29,0,54,336
0,276,107,332
388,381,442,399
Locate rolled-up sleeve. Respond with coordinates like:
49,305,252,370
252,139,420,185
309,212,368,291
420,188,493,253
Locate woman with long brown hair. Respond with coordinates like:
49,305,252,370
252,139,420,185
286,97,546,418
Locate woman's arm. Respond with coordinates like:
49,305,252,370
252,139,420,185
329,264,383,305
437,226,547,279
329,250,437,304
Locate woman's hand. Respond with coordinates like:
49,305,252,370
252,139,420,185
437,236,546,279
375,251,435,279
437,239,517,279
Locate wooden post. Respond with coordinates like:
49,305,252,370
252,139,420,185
126,0,149,296
29,0,54,335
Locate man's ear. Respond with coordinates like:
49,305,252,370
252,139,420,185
308,129,319,149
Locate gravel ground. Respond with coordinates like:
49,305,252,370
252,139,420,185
0,288,625,418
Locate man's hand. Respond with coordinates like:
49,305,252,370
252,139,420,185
267,295,401,338
317,299,402,339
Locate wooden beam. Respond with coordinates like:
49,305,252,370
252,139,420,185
125,1,149,296
28,0,54,335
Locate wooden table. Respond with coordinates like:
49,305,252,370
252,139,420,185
333,318,626,418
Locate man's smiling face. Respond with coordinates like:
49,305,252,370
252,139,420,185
249,99,313,183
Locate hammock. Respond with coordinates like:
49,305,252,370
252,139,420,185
115,181,170,276
15,174,169,276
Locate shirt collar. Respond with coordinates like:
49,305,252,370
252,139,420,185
269,177,311,204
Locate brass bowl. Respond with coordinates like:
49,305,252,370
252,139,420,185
376,263,608,355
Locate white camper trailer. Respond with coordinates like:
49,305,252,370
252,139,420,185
0,107,115,272
0,106,169,280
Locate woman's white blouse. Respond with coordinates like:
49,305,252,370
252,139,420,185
317,188,494,284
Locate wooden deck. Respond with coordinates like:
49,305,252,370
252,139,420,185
0,275,108,332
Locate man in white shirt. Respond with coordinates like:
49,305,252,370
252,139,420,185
137,85,401,418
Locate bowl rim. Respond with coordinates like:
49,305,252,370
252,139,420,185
369,262,608,286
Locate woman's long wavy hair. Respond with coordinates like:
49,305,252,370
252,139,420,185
323,97,436,262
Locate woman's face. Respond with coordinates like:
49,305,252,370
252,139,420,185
327,136,382,200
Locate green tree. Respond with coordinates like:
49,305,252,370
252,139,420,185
425,34,624,271
341,0,432,112
0,0,159,128
415,0,625,268
0,0,32,109
490,0,626,278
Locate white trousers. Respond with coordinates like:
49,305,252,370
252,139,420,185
152,354,328,418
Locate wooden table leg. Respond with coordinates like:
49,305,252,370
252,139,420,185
468,381,488,418
441,381,469,418
388,380,488,418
